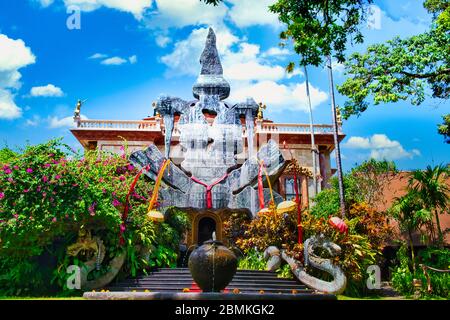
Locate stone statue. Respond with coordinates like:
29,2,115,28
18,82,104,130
129,28,284,216
264,234,347,295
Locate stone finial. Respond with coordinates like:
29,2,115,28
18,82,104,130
199,28,223,76
193,27,230,100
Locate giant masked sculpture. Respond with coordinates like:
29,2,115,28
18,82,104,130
127,28,346,294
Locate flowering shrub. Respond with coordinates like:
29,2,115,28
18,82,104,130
0,140,188,296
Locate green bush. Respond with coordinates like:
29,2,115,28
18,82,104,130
391,244,449,298
0,140,188,296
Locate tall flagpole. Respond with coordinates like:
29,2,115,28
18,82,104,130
304,65,318,196
326,55,346,218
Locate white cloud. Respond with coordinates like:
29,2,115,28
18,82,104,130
48,114,87,128
30,84,64,97
63,0,152,19
25,115,41,127
34,0,54,7
129,55,138,64
89,53,108,59
145,0,228,29
262,47,290,58
0,89,22,120
100,56,128,65
344,136,371,149
230,80,328,112
0,34,36,119
344,134,420,161
155,35,171,47
0,34,35,75
227,0,280,28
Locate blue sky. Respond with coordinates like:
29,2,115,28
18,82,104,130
0,0,448,171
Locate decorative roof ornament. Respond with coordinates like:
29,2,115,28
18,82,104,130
284,160,313,178
192,28,230,100
257,102,266,120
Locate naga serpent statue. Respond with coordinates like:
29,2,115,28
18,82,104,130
67,229,126,290
264,234,347,295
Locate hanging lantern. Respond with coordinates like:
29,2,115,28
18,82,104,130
329,216,348,234
147,210,165,222
276,200,297,214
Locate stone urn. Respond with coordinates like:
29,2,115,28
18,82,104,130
188,240,238,292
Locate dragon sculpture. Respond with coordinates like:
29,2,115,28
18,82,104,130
67,229,126,290
264,234,347,295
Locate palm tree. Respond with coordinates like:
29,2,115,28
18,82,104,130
391,191,432,273
408,165,450,246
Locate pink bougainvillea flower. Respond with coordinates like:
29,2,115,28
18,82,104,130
23,189,29,193
49,153,55,157
52,217,57,222
26,168,33,173
127,164,134,171
119,175,125,181
44,163,51,168
7,177,13,183
72,183,78,187
13,165,19,170
98,178,104,183
88,202,97,216
0,192,4,199
120,224,126,232
102,188,106,194
4,168,12,174
112,199,121,207
55,175,61,180
42,176,49,182
13,214,18,219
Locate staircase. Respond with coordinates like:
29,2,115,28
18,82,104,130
108,268,312,294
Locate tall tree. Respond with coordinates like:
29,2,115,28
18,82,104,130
269,0,374,218
338,0,450,137
408,164,450,246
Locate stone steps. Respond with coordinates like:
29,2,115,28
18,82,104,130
108,268,312,294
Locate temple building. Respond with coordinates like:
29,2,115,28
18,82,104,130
70,28,345,246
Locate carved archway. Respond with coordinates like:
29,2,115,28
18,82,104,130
191,212,223,246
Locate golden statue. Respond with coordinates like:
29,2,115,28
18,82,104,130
74,99,87,118
336,106,342,125
257,102,266,120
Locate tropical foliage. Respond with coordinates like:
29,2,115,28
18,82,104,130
338,0,449,124
0,140,188,296
391,244,449,298
407,165,450,246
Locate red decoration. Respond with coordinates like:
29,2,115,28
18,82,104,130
119,164,150,246
329,216,348,234
258,161,265,209
190,172,228,209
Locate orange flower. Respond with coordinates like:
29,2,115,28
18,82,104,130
232,288,240,294
183,288,190,292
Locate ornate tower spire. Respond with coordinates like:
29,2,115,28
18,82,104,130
193,27,230,100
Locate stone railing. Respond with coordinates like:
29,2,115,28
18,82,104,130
258,123,340,134
76,119,160,131
75,119,341,135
